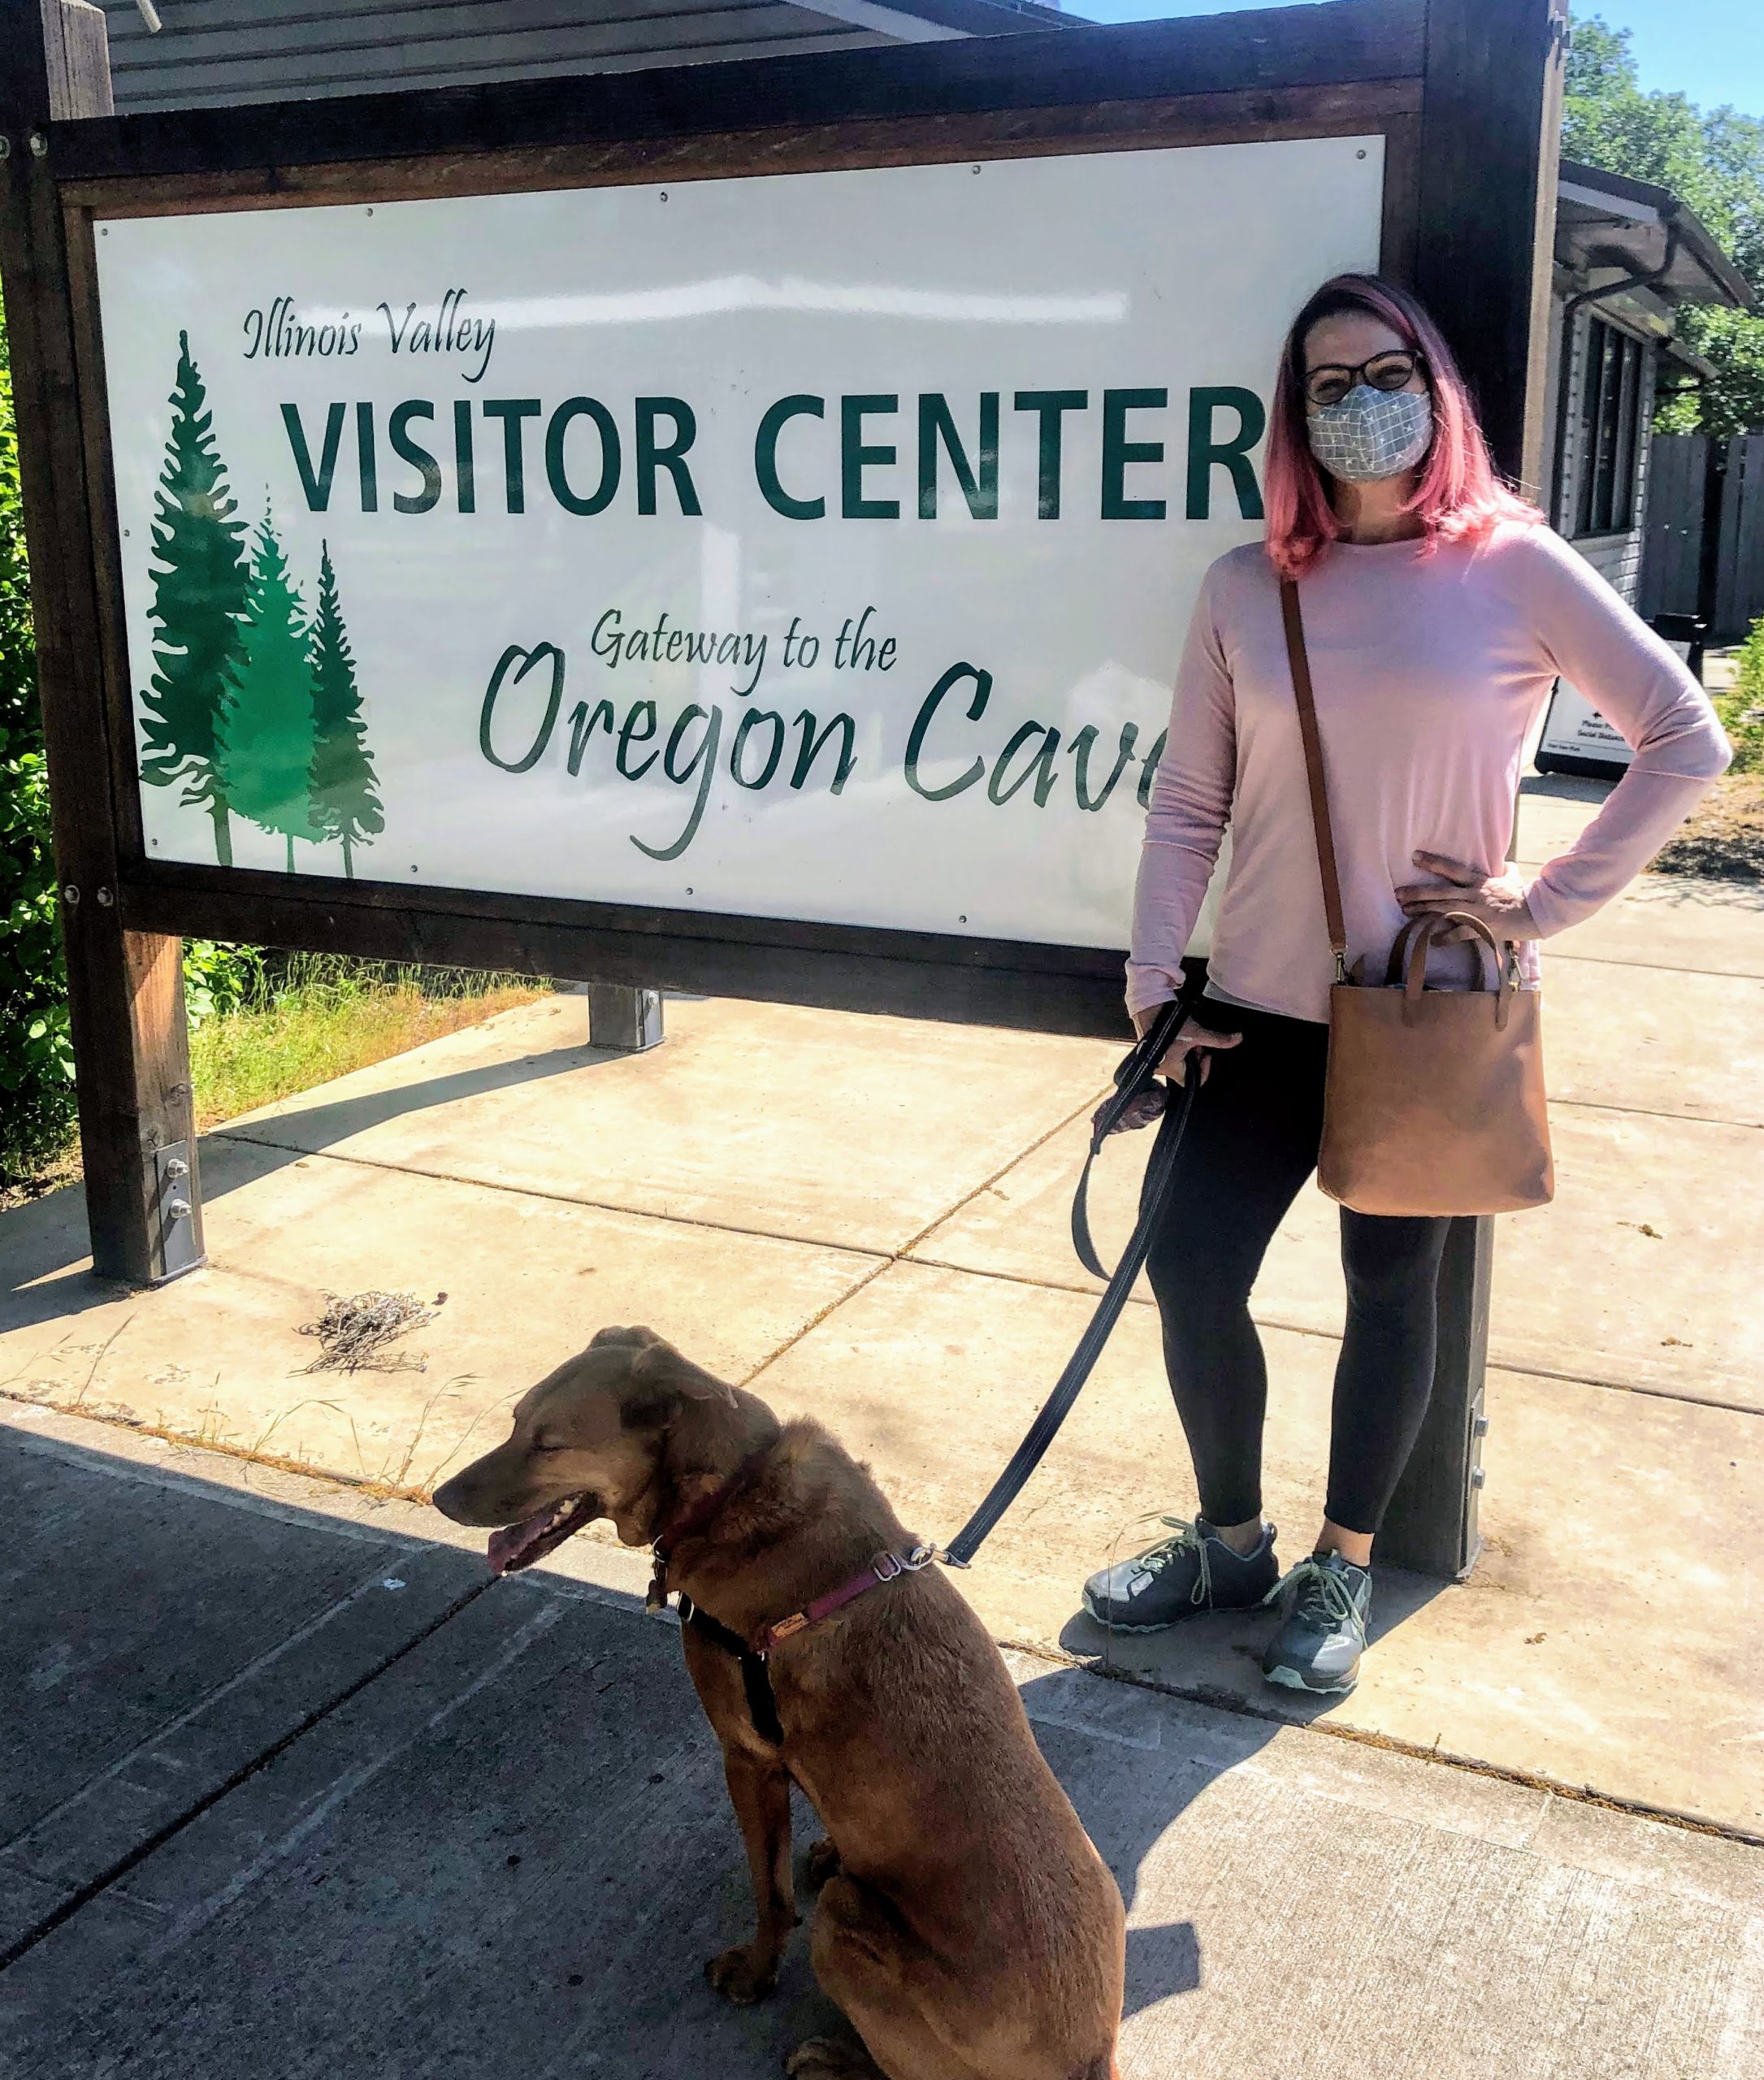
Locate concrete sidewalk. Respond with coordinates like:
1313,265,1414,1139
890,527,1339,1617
1,777,1760,1848
4,1401,1760,2080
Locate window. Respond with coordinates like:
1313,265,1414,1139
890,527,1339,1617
1571,316,1645,538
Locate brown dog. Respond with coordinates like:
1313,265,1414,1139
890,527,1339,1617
433,1326,1124,2080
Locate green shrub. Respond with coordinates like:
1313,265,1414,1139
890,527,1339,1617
1723,617,1764,776
0,290,77,1187
181,938,266,1025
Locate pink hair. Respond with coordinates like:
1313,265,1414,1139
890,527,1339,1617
1262,274,1541,581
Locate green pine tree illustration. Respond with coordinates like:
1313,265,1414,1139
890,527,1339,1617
220,515,323,873
307,543,383,878
137,332,249,865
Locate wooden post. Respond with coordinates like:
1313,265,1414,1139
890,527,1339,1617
1414,0,1568,492
1378,0,1567,1578
0,0,205,1284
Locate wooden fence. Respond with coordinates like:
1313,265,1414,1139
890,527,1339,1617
1640,431,1764,645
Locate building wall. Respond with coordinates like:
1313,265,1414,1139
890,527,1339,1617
1533,272,1567,513
1545,294,1659,604
94,0,886,111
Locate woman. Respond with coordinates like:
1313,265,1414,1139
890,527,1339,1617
1082,273,1730,1696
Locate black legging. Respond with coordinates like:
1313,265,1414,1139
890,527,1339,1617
1142,999,1450,1538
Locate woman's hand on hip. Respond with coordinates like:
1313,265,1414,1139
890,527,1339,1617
1094,1020,1242,1136
1396,850,1541,942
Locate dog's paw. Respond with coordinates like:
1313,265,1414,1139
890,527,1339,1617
705,1943,780,2006
784,2038,876,2078
804,1840,842,1889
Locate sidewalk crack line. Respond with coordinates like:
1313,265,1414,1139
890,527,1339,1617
0,1574,499,1975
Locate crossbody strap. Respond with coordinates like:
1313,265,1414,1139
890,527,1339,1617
1277,578,1349,983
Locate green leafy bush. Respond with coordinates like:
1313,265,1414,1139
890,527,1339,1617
181,938,266,1026
1721,616,1764,774
0,290,77,1187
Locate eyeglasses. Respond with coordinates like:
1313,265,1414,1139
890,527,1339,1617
1302,349,1427,409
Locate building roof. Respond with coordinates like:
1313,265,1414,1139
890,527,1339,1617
1557,157,1753,312
1658,334,1719,383
94,0,1070,113
75,11,1764,329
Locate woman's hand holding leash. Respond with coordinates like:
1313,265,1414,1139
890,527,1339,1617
1094,1011,1241,1136
1397,849,1541,942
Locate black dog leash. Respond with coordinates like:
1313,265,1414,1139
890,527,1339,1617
941,992,1199,1569
657,993,1200,1729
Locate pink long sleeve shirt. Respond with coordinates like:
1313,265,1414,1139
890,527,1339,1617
1125,522,1732,1025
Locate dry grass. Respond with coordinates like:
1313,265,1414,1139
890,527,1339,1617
296,1289,443,1373
1651,770,1764,883
0,1378,515,1509
191,959,547,1133
0,1142,80,1215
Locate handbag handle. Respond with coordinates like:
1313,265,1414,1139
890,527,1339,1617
1278,580,1350,984
1384,912,1436,986
1401,910,1511,1028
1384,911,1502,987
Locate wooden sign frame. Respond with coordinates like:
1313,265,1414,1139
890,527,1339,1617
2,0,1565,1580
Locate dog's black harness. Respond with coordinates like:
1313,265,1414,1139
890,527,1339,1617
652,1458,935,1745
675,1595,785,1744
672,1540,935,1746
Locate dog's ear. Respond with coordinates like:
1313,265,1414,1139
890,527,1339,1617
620,1337,735,1427
588,1324,662,1350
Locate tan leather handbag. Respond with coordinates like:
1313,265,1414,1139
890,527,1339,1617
1279,579,1554,1217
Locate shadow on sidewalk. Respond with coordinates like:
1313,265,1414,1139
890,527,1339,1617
0,1419,1276,2073
1047,1556,1445,1734
1518,772,1614,807
1032,1555,1445,2014
0,1038,600,1339
210,1035,603,1164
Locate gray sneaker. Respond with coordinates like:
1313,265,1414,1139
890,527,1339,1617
1082,1516,1279,1633
1261,1552,1372,1696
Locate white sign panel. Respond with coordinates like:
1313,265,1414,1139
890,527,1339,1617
1536,644,1687,774
96,138,1384,949
1537,678,1636,769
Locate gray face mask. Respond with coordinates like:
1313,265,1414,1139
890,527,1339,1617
1307,384,1433,483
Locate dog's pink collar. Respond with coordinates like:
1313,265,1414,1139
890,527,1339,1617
647,1445,777,1612
674,1540,937,1747
750,1543,937,1657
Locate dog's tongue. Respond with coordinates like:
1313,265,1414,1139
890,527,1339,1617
488,1509,554,1576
